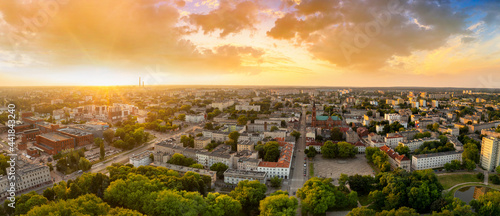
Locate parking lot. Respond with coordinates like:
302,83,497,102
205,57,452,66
313,155,375,184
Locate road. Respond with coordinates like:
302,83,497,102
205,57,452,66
289,107,308,196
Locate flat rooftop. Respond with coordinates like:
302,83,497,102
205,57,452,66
40,132,73,142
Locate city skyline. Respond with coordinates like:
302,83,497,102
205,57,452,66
1,0,499,88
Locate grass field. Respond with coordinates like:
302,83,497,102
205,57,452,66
437,173,482,190
309,162,314,177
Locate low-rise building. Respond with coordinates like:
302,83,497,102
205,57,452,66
129,150,153,167
237,140,254,152
223,169,267,185
0,161,51,200
194,137,211,149
35,132,76,155
411,151,462,170
380,146,410,172
385,134,404,149
399,137,440,152
186,114,205,123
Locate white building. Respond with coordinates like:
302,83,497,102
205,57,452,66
411,151,462,170
223,169,267,185
129,150,153,167
384,113,401,122
385,134,404,149
235,104,261,112
0,161,51,200
400,137,440,152
480,136,500,172
257,143,293,179
186,114,205,123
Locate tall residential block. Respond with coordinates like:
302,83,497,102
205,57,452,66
480,137,500,171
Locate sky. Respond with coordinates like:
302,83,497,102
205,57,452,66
0,0,499,88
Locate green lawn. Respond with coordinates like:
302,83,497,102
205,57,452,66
437,174,482,190
309,162,314,177
358,195,372,206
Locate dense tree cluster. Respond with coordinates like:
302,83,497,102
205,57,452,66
444,159,475,171
0,154,10,175
414,140,455,155
321,141,357,159
210,162,229,179
55,149,92,174
180,135,195,148
167,153,197,167
113,118,150,150
304,146,317,158
297,177,358,215
255,141,281,162
365,147,390,172
368,170,444,213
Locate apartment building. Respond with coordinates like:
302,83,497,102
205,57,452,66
186,114,205,123
399,137,440,152
480,137,500,172
194,137,211,149
257,143,293,179
129,150,153,167
385,134,404,149
57,127,94,147
0,161,51,200
379,146,410,172
237,140,254,152
411,151,462,170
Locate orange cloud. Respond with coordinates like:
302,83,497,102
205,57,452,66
189,0,260,37
268,0,471,70
0,0,265,74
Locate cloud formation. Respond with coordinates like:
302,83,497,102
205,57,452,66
189,0,260,37
0,0,264,74
268,0,471,70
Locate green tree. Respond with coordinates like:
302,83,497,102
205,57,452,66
296,178,337,215
378,207,419,216
330,127,343,141
321,141,338,158
395,144,410,158
237,115,248,125
103,129,116,144
168,153,196,167
270,176,282,188
304,146,317,158
470,191,500,215
14,192,49,215
270,125,279,132
143,190,206,216
259,194,298,216
496,165,500,174
204,193,242,216
291,130,301,141
26,194,110,216
78,157,92,171
94,137,103,148
104,173,164,212
190,163,204,169
100,142,105,160
229,180,267,213
210,162,229,179
463,159,475,171
347,207,376,216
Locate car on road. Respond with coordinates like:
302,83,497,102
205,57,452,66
304,163,306,167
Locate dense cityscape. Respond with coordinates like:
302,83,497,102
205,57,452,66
1,0,500,215
0,86,499,215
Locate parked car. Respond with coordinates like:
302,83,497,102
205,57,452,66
304,163,306,167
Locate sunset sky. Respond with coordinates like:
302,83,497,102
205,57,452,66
0,0,499,88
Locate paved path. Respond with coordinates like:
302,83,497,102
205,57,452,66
445,182,489,193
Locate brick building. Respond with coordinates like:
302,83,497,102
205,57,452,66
35,132,75,155
58,127,94,147
311,102,342,129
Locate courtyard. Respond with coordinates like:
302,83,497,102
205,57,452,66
313,154,375,184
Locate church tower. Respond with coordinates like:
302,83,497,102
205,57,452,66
312,101,316,127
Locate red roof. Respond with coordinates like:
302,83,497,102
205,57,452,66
379,145,409,161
